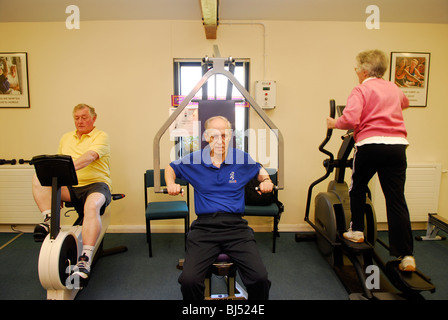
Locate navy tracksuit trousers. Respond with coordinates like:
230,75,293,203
350,144,413,257
178,212,271,300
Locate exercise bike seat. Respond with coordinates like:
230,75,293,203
65,193,126,226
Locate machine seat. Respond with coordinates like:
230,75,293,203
211,253,235,276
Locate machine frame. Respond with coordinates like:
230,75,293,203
152,56,284,193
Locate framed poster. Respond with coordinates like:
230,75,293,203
0,52,30,108
390,52,430,107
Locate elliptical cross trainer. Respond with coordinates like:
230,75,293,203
295,100,435,300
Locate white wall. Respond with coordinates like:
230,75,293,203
1,19,447,232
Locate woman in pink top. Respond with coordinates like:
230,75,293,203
327,50,415,272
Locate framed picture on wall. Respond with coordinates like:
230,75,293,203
389,52,430,107
0,52,30,108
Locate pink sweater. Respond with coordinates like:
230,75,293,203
336,78,409,143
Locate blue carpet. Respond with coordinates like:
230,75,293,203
1,230,447,300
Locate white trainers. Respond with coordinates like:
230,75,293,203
343,229,365,243
399,256,416,272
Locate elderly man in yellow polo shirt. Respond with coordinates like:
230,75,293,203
32,103,112,284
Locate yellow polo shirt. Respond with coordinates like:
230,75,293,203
57,127,112,190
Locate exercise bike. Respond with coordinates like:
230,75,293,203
295,100,435,300
32,154,127,300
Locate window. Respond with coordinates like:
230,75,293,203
173,59,250,158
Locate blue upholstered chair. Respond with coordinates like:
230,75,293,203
144,169,190,257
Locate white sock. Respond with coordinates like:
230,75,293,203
81,245,95,262
42,209,51,219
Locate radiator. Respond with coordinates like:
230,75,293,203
0,165,42,224
372,163,442,222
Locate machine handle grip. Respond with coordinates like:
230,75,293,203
318,99,336,160
161,188,184,195
255,186,279,191
329,99,336,119
325,99,336,140
112,194,126,201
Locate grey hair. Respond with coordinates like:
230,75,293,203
204,115,232,130
356,49,388,78
73,103,97,118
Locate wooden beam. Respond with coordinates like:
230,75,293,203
204,24,217,39
199,0,219,39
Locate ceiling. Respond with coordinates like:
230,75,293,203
0,0,447,24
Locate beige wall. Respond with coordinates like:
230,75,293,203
1,19,447,232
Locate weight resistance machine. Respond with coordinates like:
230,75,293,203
153,55,284,299
152,55,284,192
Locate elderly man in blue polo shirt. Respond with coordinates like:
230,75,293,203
165,115,273,300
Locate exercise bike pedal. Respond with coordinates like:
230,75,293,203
33,222,50,242
34,234,45,243
33,231,49,243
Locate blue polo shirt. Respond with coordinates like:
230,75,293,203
170,146,261,215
